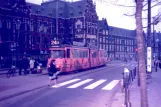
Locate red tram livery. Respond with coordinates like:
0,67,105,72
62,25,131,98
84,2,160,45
47,45,107,73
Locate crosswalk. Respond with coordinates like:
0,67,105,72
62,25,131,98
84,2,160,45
51,78,120,91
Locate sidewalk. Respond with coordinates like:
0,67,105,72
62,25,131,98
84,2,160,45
0,68,47,75
130,68,161,107
111,66,161,107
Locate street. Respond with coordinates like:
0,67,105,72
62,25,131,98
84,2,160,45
0,61,137,107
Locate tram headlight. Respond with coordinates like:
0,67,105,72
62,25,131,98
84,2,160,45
56,65,60,71
56,65,59,68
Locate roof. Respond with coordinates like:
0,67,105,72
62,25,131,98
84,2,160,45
27,0,87,18
108,26,136,38
0,0,15,9
98,18,109,31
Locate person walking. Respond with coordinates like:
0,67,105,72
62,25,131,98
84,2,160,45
48,59,58,86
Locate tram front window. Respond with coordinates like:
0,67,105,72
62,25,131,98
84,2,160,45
51,50,65,58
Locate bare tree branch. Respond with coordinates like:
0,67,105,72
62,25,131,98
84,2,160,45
98,0,136,7
124,13,135,16
142,1,161,11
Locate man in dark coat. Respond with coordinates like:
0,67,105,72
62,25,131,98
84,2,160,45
22,56,29,75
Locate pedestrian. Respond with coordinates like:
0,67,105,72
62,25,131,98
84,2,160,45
22,56,29,75
29,57,35,73
18,57,23,75
48,59,58,86
155,59,158,72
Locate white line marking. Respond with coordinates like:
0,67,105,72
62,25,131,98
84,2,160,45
102,80,120,90
52,79,81,88
84,79,106,89
67,79,93,88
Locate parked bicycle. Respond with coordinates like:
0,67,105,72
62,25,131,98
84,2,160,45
6,65,16,78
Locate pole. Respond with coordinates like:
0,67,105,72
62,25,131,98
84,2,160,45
159,42,160,60
56,0,59,41
147,0,152,73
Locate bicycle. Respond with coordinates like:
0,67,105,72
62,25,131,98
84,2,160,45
6,65,16,78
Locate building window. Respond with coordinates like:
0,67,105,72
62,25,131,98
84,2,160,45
109,45,111,51
59,13,62,17
70,12,73,16
117,39,119,44
120,46,122,51
122,46,124,51
7,21,11,29
103,37,106,43
117,45,119,51
112,45,114,51
106,44,108,50
76,24,81,29
127,46,129,51
79,12,82,15
30,20,34,31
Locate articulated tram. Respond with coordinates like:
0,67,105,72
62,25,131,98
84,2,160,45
47,45,108,73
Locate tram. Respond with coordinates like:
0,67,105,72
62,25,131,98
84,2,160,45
47,45,108,73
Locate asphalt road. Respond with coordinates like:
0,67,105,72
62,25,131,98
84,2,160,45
0,61,137,107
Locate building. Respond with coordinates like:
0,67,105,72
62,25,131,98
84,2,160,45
0,0,98,62
98,18,109,50
0,0,30,68
98,20,136,59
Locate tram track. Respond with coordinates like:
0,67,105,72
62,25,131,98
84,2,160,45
59,64,121,81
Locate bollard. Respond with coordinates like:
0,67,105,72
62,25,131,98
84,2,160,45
137,67,140,86
131,70,133,81
134,67,137,78
125,88,132,107
123,68,132,107
133,69,135,79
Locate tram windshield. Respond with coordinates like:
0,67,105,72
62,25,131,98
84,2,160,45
50,50,65,58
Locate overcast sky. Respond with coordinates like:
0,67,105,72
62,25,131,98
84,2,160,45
26,0,161,32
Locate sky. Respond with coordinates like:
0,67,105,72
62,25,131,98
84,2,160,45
26,0,161,32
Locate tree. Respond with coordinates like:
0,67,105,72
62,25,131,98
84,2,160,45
135,0,149,107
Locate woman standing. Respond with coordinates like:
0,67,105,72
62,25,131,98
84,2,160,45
29,58,35,73
48,59,58,86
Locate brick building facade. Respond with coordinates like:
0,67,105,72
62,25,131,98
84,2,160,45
0,0,98,61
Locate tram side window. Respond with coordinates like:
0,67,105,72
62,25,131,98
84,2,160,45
51,50,65,58
80,50,83,58
67,49,70,58
92,51,97,58
72,49,80,58
84,50,88,58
